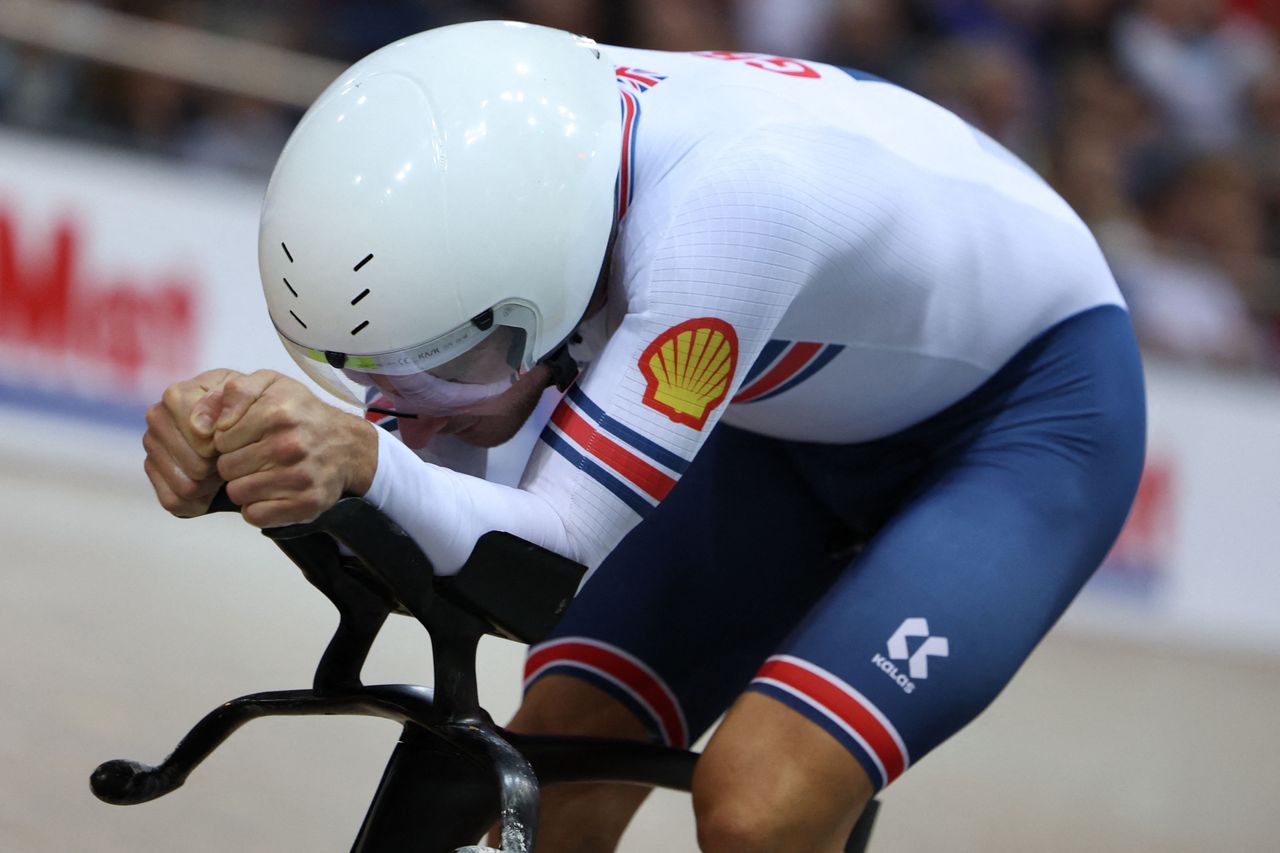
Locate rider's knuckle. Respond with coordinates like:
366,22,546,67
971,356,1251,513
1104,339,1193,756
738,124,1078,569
170,477,200,501
240,503,261,526
156,491,184,515
295,494,324,521
144,403,165,431
275,435,306,465
223,375,250,398
225,479,249,507
242,502,274,528
160,384,184,410
266,406,297,431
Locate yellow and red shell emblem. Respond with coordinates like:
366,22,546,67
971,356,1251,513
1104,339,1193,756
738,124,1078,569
639,318,739,429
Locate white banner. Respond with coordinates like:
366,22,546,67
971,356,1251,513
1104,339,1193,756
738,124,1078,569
1070,359,1280,655
0,128,295,425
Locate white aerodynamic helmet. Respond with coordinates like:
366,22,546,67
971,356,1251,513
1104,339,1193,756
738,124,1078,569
259,21,621,414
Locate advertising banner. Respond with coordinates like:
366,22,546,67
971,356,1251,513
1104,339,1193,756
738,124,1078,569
0,129,290,426
1072,361,1280,655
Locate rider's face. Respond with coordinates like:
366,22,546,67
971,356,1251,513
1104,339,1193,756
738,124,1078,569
395,364,553,449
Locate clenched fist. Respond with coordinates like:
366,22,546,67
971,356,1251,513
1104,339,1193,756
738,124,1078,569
143,368,243,517
144,369,379,527
209,370,378,527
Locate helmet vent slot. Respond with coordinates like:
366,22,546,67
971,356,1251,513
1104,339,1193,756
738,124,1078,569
282,243,294,263
289,310,307,329
283,277,297,297
351,288,370,305
353,253,374,272
351,320,369,335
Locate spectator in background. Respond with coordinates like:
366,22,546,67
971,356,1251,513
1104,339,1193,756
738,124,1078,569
179,95,294,175
0,46,85,135
1033,0,1122,75
629,0,738,51
1113,0,1278,150
913,34,1043,163
1242,66,1280,258
1046,54,1160,216
1227,0,1280,36
909,0,1044,48
734,0,833,58
1050,111,1136,229
5,0,1278,375
87,66,193,157
820,0,920,85
1106,152,1270,370
505,0,617,42
175,7,300,174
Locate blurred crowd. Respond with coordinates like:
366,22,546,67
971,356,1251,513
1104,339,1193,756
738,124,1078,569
2,0,1278,373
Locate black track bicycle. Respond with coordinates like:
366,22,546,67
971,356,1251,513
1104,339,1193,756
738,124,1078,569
90,494,878,852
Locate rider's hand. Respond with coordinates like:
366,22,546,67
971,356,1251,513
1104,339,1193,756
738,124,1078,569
143,368,243,517
209,370,379,528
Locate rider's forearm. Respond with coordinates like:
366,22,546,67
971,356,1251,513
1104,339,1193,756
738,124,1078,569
363,428,576,575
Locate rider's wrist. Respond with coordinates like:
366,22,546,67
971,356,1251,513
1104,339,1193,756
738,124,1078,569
343,415,380,497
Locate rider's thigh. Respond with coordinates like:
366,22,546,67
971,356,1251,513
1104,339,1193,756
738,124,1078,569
693,691,873,853
502,674,654,853
748,304,1146,797
522,424,846,752
506,672,652,740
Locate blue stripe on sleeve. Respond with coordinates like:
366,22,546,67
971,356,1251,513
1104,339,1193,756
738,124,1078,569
566,387,690,474
540,427,653,517
741,339,789,385
751,345,846,403
837,65,891,85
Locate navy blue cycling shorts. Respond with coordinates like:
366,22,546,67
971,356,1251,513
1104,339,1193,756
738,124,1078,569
524,305,1145,791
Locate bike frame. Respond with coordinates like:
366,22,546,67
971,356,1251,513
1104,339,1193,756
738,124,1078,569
91,495,876,852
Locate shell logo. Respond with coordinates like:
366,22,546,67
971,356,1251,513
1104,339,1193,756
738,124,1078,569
639,317,738,429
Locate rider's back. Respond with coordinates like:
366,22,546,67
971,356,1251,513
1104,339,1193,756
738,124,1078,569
605,46,1123,441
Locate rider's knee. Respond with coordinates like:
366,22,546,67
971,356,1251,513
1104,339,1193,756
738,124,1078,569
691,728,871,853
691,751,786,853
500,676,657,850
693,791,785,853
692,782,868,853
505,674,652,741
693,779,852,853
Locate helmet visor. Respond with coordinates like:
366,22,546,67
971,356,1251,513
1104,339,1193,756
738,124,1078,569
278,303,538,416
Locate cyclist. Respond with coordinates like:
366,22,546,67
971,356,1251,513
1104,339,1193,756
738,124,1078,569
143,22,1145,853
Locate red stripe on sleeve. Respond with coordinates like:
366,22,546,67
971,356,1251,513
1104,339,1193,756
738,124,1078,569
733,342,822,402
550,403,677,502
617,92,639,217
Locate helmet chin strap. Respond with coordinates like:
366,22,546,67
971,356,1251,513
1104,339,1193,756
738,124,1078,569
538,344,580,391
536,221,614,393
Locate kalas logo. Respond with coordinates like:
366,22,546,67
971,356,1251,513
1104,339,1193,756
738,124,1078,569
871,617,949,694
0,212,197,387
